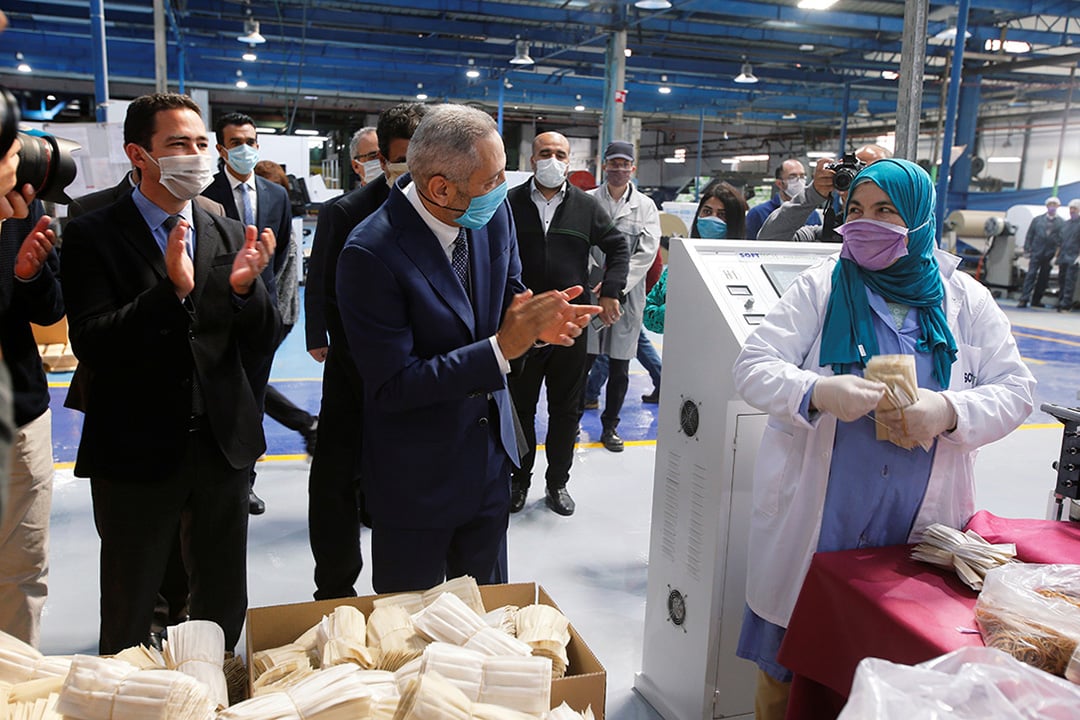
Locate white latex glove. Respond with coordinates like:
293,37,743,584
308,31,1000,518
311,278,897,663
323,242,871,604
876,387,957,450
811,375,887,422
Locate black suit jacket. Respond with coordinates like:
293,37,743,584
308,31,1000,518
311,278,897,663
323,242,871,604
202,170,292,282
61,196,280,479
305,175,390,352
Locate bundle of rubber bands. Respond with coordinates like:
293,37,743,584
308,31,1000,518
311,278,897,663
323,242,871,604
974,563,1080,682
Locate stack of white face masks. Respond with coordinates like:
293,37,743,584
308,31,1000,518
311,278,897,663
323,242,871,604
55,655,214,720
164,620,229,711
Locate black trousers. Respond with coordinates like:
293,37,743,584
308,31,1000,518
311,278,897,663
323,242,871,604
508,337,587,491
91,423,249,655
583,354,630,431
265,385,314,433
308,343,365,600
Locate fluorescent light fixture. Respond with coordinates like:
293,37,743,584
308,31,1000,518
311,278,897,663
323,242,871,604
782,112,797,120
624,48,632,58
635,0,672,9
881,70,899,80
986,156,1022,163
466,58,480,78
658,74,672,94
799,44,815,52
573,95,585,111
734,154,769,162
853,98,871,117
734,62,758,84
46,94,56,101
510,39,534,65
15,53,30,73
807,151,834,159
255,127,279,134
242,50,257,61
985,39,1031,53
416,83,428,100
238,19,266,45
235,70,247,89
664,148,686,163
294,129,320,136
720,158,739,165
797,0,838,9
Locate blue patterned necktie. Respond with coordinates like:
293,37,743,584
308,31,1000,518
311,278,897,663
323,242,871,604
238,182,255,226
452,227,470,297
163,214,193,259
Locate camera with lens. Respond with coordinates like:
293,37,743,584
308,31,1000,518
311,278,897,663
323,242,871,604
0,86,80,204
825,153,866,193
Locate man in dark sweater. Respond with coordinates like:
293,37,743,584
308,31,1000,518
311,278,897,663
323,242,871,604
507,131,630,516
0,199,64,646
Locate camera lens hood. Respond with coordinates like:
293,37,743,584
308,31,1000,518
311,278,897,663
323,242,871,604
16,130,81,204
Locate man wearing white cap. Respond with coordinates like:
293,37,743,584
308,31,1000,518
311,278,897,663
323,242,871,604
1017,196,1065,308
1057,199,1080,312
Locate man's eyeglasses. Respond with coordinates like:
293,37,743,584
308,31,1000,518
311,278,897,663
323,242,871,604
354,151,378,162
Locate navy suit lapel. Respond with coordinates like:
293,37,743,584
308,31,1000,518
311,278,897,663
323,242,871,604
116,196,168,279
469,224,497,338
388,190,476,337
191,207,224,306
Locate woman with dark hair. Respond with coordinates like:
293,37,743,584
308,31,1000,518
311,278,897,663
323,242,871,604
644,179,748,333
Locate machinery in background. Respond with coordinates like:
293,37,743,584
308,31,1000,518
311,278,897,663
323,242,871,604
634,238,839,720
943,210,1018,291
1041,403,1080,523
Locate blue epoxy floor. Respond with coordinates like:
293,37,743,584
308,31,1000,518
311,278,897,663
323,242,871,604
36,290,1080,719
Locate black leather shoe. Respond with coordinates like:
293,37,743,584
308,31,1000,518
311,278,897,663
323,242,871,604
1016,300,1028,308
148,631,164,651
510,485,528,514
601,428,624,452
641,389,660,404
249,489,266,515
545,487,575,516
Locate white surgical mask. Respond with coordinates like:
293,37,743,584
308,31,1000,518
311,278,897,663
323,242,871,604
534,157,569,189
385,161,408,186
146,150,216,201
785,177,806,198
362,158,383,183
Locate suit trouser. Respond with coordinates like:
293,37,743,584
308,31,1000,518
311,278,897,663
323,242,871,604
508,336,587,491
1020,254,1054,303
1058,263,1079,308
265,385,315,434
586,331,663,401
0,410,52,647
91,421,249,655
370,436,511,594
308,344,365,600
583,355,631,431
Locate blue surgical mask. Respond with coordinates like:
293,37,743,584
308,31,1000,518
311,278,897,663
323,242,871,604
697,216,728,239
454,180,509,229
226,144,259,176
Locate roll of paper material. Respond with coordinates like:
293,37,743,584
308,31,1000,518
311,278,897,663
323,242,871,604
1006,204,1050,253
944,210,1004,238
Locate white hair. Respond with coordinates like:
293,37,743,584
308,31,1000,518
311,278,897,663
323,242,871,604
406,104,498,185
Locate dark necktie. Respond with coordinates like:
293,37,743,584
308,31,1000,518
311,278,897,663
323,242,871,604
452,227,470,297
238,183,255,226
163,214,193,258
164,215,204,416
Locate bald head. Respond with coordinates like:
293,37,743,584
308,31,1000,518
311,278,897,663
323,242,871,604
855,144,892,165
532,132,569,157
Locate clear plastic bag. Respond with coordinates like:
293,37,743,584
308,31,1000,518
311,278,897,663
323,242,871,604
838,646,1080,719
974,563,1080,679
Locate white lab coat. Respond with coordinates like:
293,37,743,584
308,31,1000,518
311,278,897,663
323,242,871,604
586,183,661,359
733,249,1035,627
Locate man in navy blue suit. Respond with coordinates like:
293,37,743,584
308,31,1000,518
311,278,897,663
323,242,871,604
336,104,599,592
203,112,304,515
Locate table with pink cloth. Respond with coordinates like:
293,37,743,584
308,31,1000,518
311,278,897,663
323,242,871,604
778,511,1080,720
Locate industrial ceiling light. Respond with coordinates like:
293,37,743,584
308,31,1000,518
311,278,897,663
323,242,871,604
466,58,480,79
881,70,899,80
985,38,1031,54
854,98,871,117
238,19,265,45
416,82,428,101
510,39,534,65
734,61,758,84
782,111,797,120
503,78,513,89
235,70,248,89
797,0,838,9
635,0,672,9
15,53,30,73
242,49,257,62
574,94,585,112
658,75,672,94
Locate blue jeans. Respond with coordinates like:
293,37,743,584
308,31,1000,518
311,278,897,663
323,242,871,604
586,332,663,402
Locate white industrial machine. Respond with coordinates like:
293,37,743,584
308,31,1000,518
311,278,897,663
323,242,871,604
943,209,1017,290
634,238,839,720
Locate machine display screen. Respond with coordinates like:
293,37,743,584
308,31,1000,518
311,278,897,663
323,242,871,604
761,263,814,297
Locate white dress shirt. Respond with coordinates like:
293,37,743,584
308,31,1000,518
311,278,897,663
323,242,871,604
529,179,567,234
228,172,258,225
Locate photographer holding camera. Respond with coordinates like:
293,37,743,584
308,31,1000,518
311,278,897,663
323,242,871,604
757,144,891,243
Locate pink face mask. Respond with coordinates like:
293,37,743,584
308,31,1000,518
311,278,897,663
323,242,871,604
836,218,909,271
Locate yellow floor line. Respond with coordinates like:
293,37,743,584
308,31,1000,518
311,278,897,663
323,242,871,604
1013,330,1080,348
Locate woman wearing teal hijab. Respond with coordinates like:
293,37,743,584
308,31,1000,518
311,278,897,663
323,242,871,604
732,158,1035,719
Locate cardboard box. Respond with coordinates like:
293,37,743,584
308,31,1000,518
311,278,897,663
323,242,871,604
246,582,607,718
32,317,78,373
